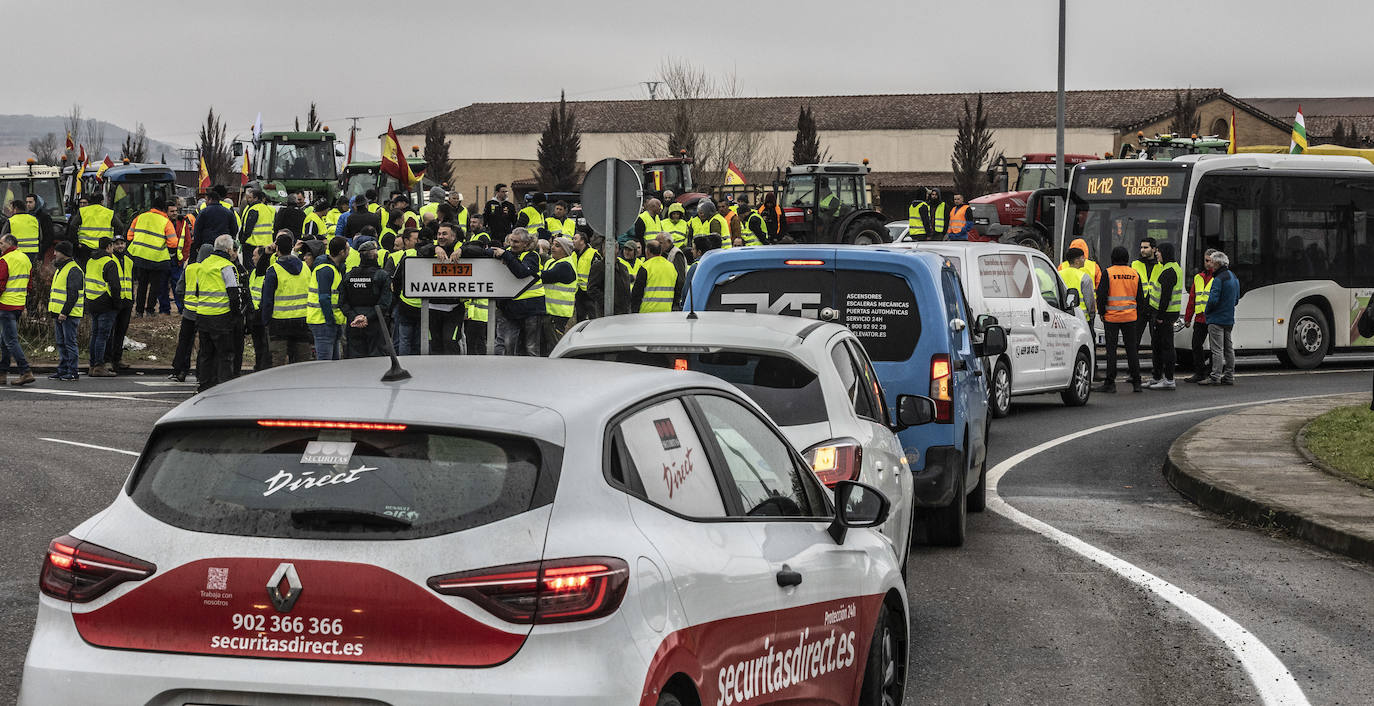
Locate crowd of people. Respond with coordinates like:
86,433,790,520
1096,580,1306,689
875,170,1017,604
0,180,793,391
1056,235,1240,392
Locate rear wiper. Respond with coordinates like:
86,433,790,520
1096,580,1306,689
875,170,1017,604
290,508,412,530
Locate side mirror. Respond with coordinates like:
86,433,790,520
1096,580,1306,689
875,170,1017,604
1202,202,1222,238
828,480,891,544
974,313,999,333
975,325,1008,357
1063,289,1080,311
892,394,937,430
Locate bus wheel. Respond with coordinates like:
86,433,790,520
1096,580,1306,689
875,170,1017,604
1278,303,1328,369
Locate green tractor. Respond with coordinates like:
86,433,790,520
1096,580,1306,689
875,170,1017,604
339,160,431,208
234,131,340,204
1119,132,1231,160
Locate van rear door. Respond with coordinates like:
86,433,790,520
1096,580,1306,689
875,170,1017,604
705,249,838,319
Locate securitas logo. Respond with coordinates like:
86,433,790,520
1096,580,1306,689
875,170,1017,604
714,628,857,705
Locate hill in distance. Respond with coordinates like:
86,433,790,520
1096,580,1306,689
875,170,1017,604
0,114,184,167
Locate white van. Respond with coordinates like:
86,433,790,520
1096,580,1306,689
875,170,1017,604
887,241,1096,417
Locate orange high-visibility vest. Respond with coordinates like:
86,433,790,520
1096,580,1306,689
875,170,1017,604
1104,265,1139,323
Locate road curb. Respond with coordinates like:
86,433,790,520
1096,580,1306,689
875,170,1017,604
1163,396,1374,565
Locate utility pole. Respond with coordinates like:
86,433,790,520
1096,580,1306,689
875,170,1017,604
643,81,664,100
1054,0,1067,255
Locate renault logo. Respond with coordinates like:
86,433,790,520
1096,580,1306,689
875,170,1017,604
266,563,303,613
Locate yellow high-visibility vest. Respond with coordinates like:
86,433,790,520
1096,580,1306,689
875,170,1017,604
113,253,133,301
7,214,40,256
268,260,310,320
128,211,171,264
519,206,545,234
1193,273,1212,316
48,260,84,317
662,218,690,250
245,203,276,246
0,248,31,307
84,254,113,301
907,200,929,238
1148,262,1184,314
305,261,344,325
543,255,576,317
513,250,544,301
192,254,235,317
639,256,677,313
574,247,599,292
76,204,115,250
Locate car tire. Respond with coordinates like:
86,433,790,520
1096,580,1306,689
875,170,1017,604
988,358,1012,418
655,690,684,706
858,603,907,706
1060,349,1092,407
1277,303,1328,369
924,450,967,547
967,452,988,513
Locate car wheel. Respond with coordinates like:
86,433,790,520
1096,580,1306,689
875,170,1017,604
1060,350,1092,407
988,358,1012,418
923,450,967,547
655,691,684,706
858,603,906,706
966,451,987,513
1279,303,1328,369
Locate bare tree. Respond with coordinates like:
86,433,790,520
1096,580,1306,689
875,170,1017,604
422,119,454,188
64,104,83,156
198,107,232,187
84,117,106,160
950,95,998,198
618,58,778,185
28,133,60,164
120,123,148,162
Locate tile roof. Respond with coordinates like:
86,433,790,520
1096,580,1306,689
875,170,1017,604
398,89,1245,136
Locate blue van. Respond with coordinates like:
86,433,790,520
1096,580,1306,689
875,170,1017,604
685,246,1007,546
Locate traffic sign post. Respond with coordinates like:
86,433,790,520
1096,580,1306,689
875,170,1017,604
581,159,643,317
403,257,536,355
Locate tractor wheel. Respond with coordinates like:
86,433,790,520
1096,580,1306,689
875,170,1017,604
846,216,888,246
1003,226,1048,254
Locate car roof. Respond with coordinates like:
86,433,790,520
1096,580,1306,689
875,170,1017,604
885,241,1042,258
156,357,737,444
561,311,847,353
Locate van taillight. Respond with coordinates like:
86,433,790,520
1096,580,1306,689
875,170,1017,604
428,557,629,624
40,535,156,603
803,439,864,487
930,354,953,423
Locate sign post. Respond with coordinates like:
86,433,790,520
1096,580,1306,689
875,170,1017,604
581,158,643,317
403,258,535,355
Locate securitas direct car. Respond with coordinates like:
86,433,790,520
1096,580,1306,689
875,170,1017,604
20,357,909,706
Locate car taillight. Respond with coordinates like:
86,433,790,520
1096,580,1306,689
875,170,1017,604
803,439,864,487
930,354,953,423
40,535,156,603
428,557,629,625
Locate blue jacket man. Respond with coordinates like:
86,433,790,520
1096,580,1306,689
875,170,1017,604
1203,260,1239,326
1199,251,1240,385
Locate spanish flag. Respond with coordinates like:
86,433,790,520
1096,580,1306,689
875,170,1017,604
1227,110,1237,154
65,133,75,152
241,151,250,186
199,156,211,191
1290,105,1308,154
380,120,420,189
724,161,746,185
77,144,86,164
96,155,114,181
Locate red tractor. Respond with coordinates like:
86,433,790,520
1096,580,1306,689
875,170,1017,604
632,153,711,206
967,152,1100,250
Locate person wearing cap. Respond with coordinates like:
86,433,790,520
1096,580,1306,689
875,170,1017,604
340,238,392,358
0,233,35,386
420,186,447,221
303,199,330,238
661,202,690,253
191,185,239,252
389,194,420,232
342,194,381,241
161,199,192,316
83,237,122,377
736,195,764,247
540,236,578,353
48,241,84,381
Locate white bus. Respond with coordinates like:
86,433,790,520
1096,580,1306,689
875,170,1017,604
1057,153,1374,368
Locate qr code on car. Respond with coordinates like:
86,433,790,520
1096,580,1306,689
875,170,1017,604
206,567,229,591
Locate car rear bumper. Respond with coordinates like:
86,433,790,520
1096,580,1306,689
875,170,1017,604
909,445,961,508
20,595,646,706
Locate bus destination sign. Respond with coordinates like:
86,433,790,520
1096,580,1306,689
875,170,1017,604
1075,172,1186,201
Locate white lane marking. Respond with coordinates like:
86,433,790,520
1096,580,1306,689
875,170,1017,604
133,381,196,387
2,387,179,403
1238,367,1373,377
986,394,1346,706
39,438,139,457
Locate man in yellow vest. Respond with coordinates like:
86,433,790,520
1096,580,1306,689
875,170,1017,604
634,198,663,247
1182,249,1217,383
259,233,314,365
571,230,601,321
491,227,544,356
928,188,948,237
661,202,690,253
541,236,579,353
68,194,123,260
1143,241,1183,390
0,233,35,385
632,239,681,313
736,196,764,246
191,235,243,391
1,199,41,263
419,186,447,221
1057,246,1096,326
303,199,330,239
516,192,548,240
48,242,84,381
306,237,348,360
126,198,178,317
104,235,135,372
1131,236,1160,350
908,188,933,241
83,237,122,377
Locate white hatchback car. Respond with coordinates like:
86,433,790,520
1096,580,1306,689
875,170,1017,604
553,312,927,566
887,241,1096,417
20,357,910,706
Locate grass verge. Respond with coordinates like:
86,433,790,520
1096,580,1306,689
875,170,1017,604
1304,405,1374,485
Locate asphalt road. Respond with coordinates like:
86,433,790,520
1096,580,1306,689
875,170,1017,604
0,362,1371,704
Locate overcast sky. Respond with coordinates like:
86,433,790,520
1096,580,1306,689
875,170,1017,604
12,0,1371,156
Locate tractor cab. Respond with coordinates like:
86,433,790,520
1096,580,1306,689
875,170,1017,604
61,163,176,227
1,163,65,223
634,153,710,206
339,160,431,209
779,162,888,245
234,131,340,204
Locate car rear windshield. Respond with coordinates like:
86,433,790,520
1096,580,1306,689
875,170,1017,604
128,424,553,539
570,350,828,427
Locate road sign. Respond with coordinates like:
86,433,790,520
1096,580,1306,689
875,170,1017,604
403,257,533,299
581,158,643,240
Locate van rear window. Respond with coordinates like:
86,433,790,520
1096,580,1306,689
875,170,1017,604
707,269,920,361
569,350,827,427
128,425,552,539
